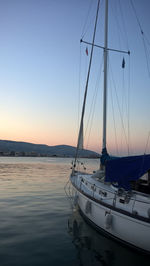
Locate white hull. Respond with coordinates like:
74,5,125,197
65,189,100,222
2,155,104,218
69,0,150,256
70,173,150,254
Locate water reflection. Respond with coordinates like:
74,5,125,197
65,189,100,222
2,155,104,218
68,209,149,266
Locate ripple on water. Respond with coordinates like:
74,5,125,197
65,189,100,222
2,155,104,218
0,157,149,266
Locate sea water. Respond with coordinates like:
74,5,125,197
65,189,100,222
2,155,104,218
0,157,149,266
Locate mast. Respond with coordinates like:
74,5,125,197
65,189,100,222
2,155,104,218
73,0,100,169
102,0,108,155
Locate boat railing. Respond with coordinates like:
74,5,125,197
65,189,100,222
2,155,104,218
78,176,116,202
77,175,150,207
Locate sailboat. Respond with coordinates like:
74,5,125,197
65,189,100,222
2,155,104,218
70,0,150,254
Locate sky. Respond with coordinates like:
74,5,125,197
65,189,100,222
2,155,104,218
0,0,150,155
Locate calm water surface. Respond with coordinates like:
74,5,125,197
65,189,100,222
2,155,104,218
0,157,149,266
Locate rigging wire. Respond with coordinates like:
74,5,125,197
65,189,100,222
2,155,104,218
85,84,99,150
142,39,150,78
110,0,129,59
78,45,90,124
78,44,82,131
130,1,150,155
110,62,129,155
121,57,130,155
74,0,101,167
143,34,150,47
118,0,131,155
110,1,122,50
109,0,131,155
127,55,131,155
81,0,94,40
130,0,150,77
77,44,89,147
120,59,125,154
130,0,143,33
118,0,129,50
109,57,119,156
85,54,104,150
120,58,126,154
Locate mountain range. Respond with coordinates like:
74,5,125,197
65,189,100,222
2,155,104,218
0,140,99,158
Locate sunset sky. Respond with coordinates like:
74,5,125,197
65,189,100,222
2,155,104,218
0,0,150,156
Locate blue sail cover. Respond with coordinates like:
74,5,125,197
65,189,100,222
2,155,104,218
105,154,150,190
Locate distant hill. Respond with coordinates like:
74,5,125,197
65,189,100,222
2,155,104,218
0,140,100,158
